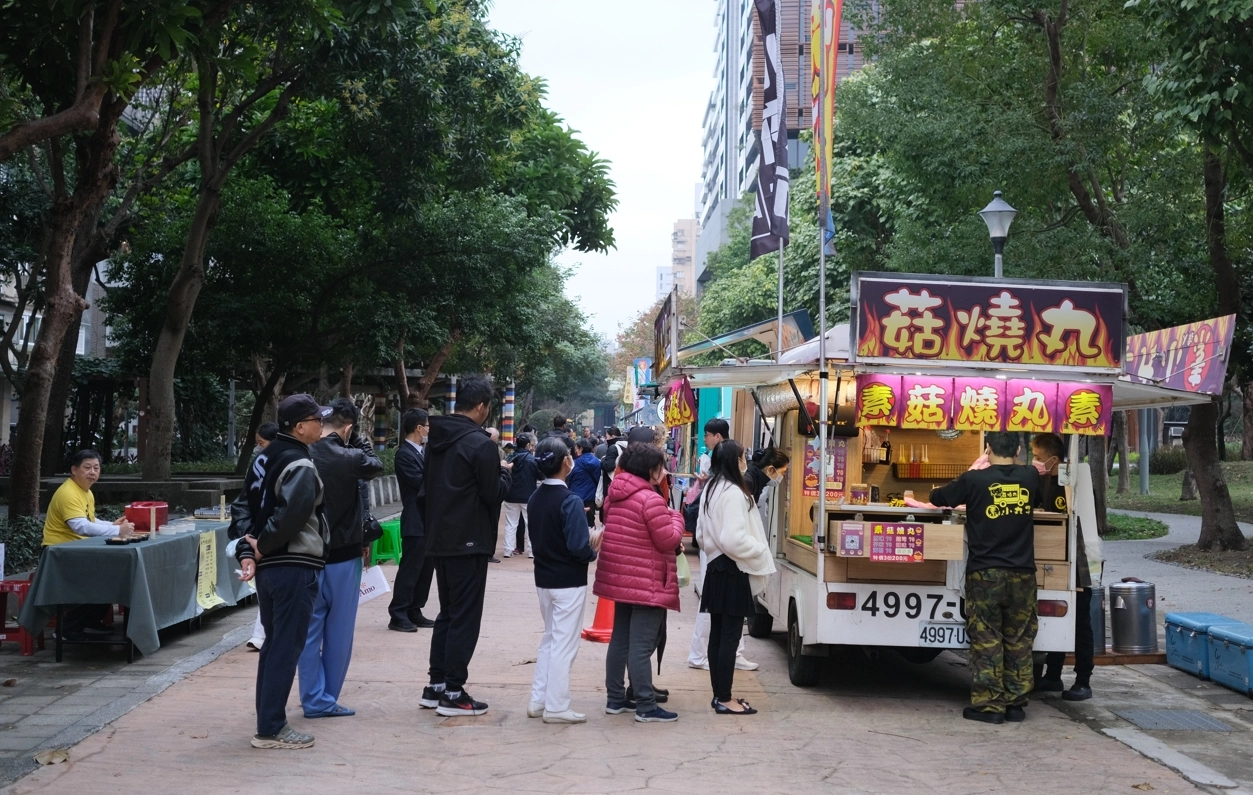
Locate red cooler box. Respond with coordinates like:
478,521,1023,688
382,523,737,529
125,501,168,533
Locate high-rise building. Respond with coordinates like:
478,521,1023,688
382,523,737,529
695,0,874,292
671,219,699,297
656,266,675,300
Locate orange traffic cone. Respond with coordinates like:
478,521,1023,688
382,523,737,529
581,596,615,642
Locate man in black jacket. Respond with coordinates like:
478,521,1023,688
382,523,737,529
421,375,512,717
502,433,539,558
298,399,382,718
388,408,436,631
235,394,331,749
544,414,571,440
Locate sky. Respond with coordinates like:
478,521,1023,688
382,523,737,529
487,1,715,343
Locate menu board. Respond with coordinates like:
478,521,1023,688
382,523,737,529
869,522,925,563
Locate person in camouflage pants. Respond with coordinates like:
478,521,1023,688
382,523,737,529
966,569,1038,714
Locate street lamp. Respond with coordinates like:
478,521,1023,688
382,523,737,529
978,190,1017,279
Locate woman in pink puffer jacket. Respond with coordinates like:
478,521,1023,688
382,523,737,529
594,442,684,722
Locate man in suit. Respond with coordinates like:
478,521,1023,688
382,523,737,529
387,408,436,632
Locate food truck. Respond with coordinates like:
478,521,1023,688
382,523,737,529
666,271,1226,686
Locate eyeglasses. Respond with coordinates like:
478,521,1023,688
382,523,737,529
297,416,321,425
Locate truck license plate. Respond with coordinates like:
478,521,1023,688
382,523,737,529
918,622,969,647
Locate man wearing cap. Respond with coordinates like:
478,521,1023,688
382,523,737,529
235,394,332,749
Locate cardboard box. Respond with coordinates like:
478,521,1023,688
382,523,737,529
847,557,947,584
1035,561,1070,590
1034,519,1067,561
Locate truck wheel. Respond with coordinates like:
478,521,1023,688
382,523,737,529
787,601,820,687
747,609,773,639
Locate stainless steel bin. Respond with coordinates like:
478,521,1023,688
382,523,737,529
1109,578,1157,654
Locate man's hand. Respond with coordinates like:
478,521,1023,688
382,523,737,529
500,460,513,471
239,559,256,582
589,528,603,553
243,534,263,562
115,519,135,537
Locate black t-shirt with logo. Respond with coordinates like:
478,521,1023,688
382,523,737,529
1039,474,1067,513
929,464,1042,573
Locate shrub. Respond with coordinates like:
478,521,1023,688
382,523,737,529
1149,446,1189,475
0,515,45,575
377,445,395,476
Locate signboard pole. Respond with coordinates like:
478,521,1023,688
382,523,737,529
777,249,784,363
815,7,830,564
1139,408,1151,495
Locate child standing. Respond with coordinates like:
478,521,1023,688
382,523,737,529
527,437,601,723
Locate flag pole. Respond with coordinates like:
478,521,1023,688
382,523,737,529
776,0,785,367
816,2,829,559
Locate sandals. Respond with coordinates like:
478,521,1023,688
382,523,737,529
711,698,758,715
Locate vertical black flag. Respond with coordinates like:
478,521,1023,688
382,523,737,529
750,0,790,259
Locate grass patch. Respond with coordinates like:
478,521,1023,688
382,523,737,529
1105,460,1253,524
1151,545,1253,580
1104,513,1169,540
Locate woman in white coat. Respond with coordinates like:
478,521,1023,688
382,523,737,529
696,440,776,714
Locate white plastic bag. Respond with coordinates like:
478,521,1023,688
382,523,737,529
359,565,391,605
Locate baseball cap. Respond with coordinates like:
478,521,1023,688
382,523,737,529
277,394,331,429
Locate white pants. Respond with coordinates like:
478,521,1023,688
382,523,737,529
687,549,745,666
502,502,531,556
530,586,587,713
252,611,266,643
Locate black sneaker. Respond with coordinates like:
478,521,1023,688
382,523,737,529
1005,705,1026,722
419,686,442,709
1062,684,1093,701
388,619,418,633
626,686,669,704
436,690,488,717
605,699,637,714
635,707,678,723
1033,678,1064,693
410,611,436,628
963,707,1005,724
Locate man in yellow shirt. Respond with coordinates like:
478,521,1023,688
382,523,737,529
43,450,133,546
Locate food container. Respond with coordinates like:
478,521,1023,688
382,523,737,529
125,501,169,534
849,484,869,505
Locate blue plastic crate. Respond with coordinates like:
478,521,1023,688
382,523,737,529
1208,623,1253,696
1166,612,1244,679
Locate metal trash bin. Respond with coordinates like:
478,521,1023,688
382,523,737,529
1109,578,1157,654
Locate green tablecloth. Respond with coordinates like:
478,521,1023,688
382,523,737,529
17,521,252,657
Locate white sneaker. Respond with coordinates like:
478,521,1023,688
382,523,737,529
503,553,513,559
735,656,759,671
542,709,586,724
527,702,544,718
689,660,709,670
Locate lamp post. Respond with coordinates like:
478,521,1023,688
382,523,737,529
978,190,1017,279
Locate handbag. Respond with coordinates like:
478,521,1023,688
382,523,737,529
359,565,391,605
362,510,384,545
675,551,691,589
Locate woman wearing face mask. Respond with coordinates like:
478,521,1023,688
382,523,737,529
696,440,776,714
745,447,790,523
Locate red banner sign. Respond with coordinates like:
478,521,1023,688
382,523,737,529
853,273,1126,372
855,374,1111,435
1125,315,1235,395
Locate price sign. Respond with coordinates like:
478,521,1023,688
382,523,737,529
869,522,925,563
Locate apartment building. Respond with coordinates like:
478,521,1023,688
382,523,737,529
695,0,874,292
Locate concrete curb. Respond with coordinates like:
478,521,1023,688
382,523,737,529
0,624,252,788
1102,727,1239,790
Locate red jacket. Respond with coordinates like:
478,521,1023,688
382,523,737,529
593,471,684,611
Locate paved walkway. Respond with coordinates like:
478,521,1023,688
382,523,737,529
3,546,1203,794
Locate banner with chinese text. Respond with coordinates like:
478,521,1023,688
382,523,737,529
802,436,847,498
664,377,696,429
1125,315,1235,395
854,374,1111,435
852,273,1126,373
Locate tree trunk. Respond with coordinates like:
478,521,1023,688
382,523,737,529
234,366,286,476
1187,401,1245,550
1180,468,1198,501
339,361,353,398
142,187,221,480
1113,411,1130,493
1243,378,1253,461
1186,146,1244,550
410,333,461,408
1088,430,1109,537
392,353,410,409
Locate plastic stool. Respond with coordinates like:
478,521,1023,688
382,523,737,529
0,580,46,656
372,519,402,564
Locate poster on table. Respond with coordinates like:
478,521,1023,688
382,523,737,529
899,375,953,430
196,530,226,611
855,374,902,426
802,436,847,499
952,378,1006,432
1057,382,1113,436
869,522,925,563
852,272,1126,373
1124,315,1235,395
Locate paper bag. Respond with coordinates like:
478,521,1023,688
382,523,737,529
359,565,391,605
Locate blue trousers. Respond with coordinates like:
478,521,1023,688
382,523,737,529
255,565,319,736
298,558,363,716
